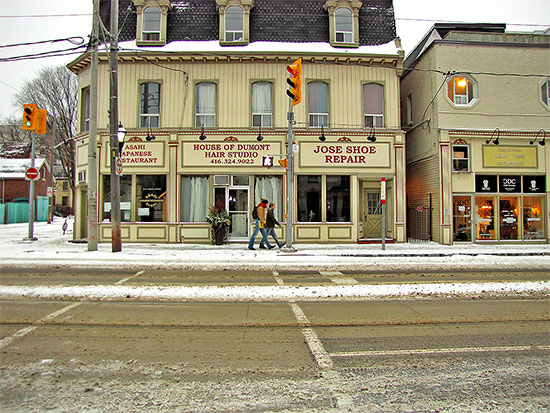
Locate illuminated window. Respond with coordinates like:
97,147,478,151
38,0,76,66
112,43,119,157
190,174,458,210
447,75,477,106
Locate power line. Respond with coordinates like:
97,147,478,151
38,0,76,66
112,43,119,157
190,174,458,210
0,13,92,19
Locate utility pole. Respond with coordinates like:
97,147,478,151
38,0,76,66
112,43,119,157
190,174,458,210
87,0,100,251
27,131,37,240
283,98,296,252
109,0,122,252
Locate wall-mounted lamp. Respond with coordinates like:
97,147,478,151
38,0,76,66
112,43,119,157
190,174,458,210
485,128,500,145
529,129,546,146
117,122,127,153
199,126,207,141
145,119,156,142
256,126,264,142
367,125,377,142
318,125,326,142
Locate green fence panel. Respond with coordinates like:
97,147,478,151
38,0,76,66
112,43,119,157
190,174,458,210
0,204,5,224
7,202,29,224
36,196,48,222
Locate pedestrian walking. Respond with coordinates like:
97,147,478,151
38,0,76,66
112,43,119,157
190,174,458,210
248,198,275,250
261,202,283,248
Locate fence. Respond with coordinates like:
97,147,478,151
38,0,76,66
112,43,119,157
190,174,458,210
1,197,49,224
407,204,432,243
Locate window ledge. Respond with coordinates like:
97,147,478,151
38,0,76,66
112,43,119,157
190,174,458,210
136,40,167,47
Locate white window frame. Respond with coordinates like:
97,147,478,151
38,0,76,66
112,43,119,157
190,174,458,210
447,75,477,106
363,83,384,128
195,82,217,127
142,6,161,41
308,82,329,127
335,7,353,43
140,82,161,128
452,144,470,172
252,82,273,127
225,5,244,42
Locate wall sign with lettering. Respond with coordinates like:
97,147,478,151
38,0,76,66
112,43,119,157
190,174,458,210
499,175,521,193
523,175,546,193
182,142,277,166
475,175,498,193
300,142,391,168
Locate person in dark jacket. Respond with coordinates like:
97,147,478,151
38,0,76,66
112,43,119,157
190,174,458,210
261,202,283,248
248,198,274,250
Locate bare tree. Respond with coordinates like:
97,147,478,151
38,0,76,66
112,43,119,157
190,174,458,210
14,65,78,192
0,117,33,158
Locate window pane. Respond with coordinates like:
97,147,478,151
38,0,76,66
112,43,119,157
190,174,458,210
499,196,519,240
309,82,328,114
297,175,321,222
252,82,272,126
523,196,545,239
452,145,469,172
195,83,216,126
363,84,383,114
453,196,471,242
141,83,160,115
102,175,132,222
255,176,283,221
335,7,352,42
542,80,549,106
182,176,209,222
326,176,350,222
475,196,495,240
136,175,166,222
225,6,243,31
143,6,161,32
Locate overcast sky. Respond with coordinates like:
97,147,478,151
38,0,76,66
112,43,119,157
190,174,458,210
0,0,548,121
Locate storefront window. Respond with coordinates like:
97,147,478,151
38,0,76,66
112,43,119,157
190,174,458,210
499,197,519,240
298,175,321,222
474,196,495,240
326,176,350,222
453,196,471,242
255,176,283,221
523,197,545,240
452,145,469,172
136,175,166,222
181,176,209,222
102,175,132,222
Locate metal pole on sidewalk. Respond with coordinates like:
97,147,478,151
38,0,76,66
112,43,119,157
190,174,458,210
27,131,36,240
282,97,296,252
87,0,100,251
109,0,122,252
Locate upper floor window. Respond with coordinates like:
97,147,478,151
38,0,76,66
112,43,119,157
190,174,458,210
134,0,170,45
541,78,550,108
225,6,244,42
142,6,161,41
363,83,384,128
195,82,217,127
452,145,470,172
308,82,329,127
447,75,477,106
81,87,90,132
140,82,160,128
335,8,353,43
252,82,273,127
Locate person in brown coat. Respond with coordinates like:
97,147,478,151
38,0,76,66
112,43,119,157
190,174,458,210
260,202,283,248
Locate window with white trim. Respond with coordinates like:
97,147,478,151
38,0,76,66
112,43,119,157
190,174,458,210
142,6,161,41
308,82,329,127
225,6,244,42
335,7,353,43
363,83,384,128
452,145,470,172
140,82,160,128
447,75,477,106
252,82,273,127
541,78,550,108
195,82,217,127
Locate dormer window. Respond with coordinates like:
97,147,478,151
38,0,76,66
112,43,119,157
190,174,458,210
142,6,161,41
225,6,244,42
216,0,254,46
335,8,353,43
134,0,170,46
325,0,362,47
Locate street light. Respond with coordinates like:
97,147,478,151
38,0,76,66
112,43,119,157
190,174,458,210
117,122,127,154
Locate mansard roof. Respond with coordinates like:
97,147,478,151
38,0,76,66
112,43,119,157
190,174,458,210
100,0,396,46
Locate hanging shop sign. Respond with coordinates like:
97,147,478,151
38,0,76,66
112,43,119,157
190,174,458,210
523,175,546,193
182,142,278,167
482,146,538,168
299,142,391,168
499,175,521,193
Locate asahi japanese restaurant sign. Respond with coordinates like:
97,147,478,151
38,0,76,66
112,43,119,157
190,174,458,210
483,146,538,168
105,140,165,168
300,142,391,167
182,142,277,166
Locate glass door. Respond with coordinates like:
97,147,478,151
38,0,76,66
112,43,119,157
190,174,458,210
228,188,249,239
499,196,519,240
453,196,472,242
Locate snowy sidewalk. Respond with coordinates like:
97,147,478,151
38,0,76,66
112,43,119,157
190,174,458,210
0,217,548,271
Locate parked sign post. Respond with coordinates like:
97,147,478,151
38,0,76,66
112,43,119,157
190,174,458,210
381,177,386,250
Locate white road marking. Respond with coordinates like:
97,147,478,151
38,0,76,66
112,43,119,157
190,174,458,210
330,345,550,358
0,271,144,350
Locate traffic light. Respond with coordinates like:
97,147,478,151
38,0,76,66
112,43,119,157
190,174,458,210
286,57,302,106
35,109,47,135
22,104,37,130
262,156,274,168
278,158,288,168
